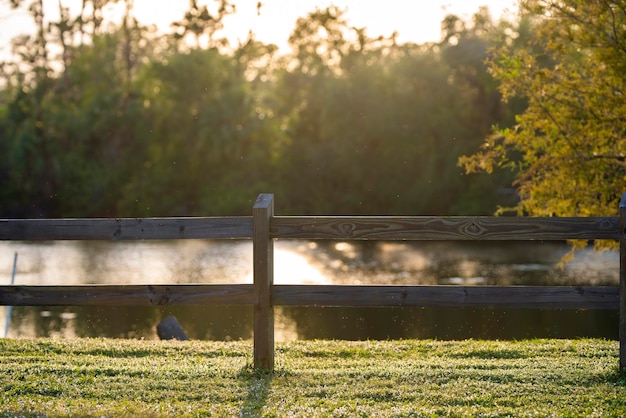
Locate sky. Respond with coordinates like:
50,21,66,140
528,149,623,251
0,0,519,57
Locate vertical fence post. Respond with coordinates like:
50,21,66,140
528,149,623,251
619,192,626,370
253,193,275,370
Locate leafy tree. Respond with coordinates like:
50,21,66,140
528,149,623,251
460,0,626,222
0,0,155,216
439,7,527,214
0,0,284,217
275,6,519,215
118,39,284,216
0,2,524,217
171,0,235,49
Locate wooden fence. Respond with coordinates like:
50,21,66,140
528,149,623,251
1,193,625,371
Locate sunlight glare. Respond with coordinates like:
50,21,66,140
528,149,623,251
273,248,329,284
0,0,518,60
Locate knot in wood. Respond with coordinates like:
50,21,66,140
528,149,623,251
337,222,356,237
599,218,615,230
462,219,486,237
113,218,123,239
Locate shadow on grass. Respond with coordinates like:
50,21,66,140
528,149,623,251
608,368,626,386
238,365,274,416
448,348,528,359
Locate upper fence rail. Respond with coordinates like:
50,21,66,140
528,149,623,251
0,215,619,241
271,216,620,240
0,217,254,240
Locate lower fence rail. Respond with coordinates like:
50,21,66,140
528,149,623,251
0,285,618,309
272,285,619,309
0,284,256,306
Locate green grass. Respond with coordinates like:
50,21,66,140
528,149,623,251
0,338,624,417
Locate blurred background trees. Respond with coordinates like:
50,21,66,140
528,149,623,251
4,1,614,218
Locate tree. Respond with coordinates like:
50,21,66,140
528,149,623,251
275,6,520,215
117,41,284,216
460,0,626,224
0,3,525,217
171,0,235,49
0,0,155,216
0,0,283,217
439,7,527,214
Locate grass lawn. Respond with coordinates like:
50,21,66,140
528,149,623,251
0,338,624,417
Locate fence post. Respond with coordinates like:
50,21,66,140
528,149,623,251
619,192,626,370
253,193,275,370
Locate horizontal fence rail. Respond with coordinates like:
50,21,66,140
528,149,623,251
0,285,617,310
272,285,619,310
0,217,254,240
0,284,256,306
0,192,625,372
271,216,620,240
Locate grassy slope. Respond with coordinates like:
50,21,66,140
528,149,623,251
0,338,625,417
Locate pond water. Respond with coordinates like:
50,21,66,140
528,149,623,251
0,240,619,341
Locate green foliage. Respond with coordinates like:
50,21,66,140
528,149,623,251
0,338,624,416
460,0,626,221
119,46,283,216
1,28,149,216
274,7,519,215
0,3,522,217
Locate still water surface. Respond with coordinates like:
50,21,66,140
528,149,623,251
0,240,619,341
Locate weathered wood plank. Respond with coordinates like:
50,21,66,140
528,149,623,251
271,216,620,240
1,216,619,241
0,284,255,306
619,192,626,370
253,194,274,370
0,217,254,240
272,285,619,309
0,284,617,310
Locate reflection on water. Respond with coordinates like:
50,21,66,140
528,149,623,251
308,240,618,287
0,240,254,286
0,240,619,341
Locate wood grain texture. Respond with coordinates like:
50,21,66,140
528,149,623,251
2,284,615,310
619,192,626,370
0,284,255,306
1,216,619,241
271,216,620,240
272,285,619,309
0,217,254,240
253,193,275,370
